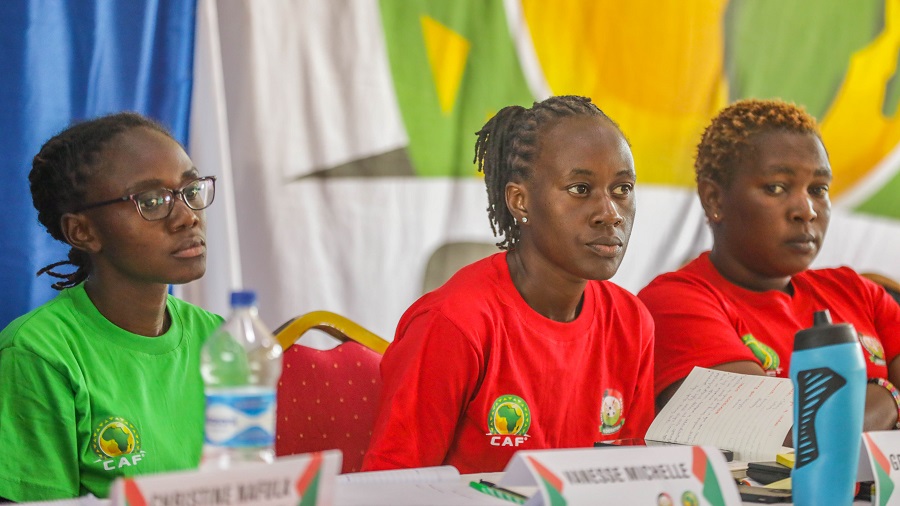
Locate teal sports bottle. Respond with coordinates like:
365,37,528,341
790,309,866,506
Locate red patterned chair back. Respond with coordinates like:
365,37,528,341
274,312,387,473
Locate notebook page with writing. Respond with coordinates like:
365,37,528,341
646,367,793,462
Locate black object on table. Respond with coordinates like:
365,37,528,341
745,461,791,485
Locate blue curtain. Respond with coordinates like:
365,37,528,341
0,0,197,328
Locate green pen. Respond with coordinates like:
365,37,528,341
468,480,527,504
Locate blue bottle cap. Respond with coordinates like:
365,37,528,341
230,290,257,307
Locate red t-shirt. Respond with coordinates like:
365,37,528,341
638,252,900,396
362,252,655,473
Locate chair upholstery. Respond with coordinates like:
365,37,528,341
274,312,387,473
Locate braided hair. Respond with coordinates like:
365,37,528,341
29,112,174,289
473,95,622,250
695,99,820,188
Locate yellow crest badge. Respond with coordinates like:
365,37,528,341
486,395,531,448
91,416,145,471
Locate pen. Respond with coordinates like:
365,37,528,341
468,480,527,504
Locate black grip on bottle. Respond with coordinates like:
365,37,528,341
794,367,846,469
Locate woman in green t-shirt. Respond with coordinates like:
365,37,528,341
0,113,223,501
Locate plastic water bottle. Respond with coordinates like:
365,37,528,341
790,309,865,506
201,290,283,468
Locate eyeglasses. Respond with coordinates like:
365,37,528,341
73,176,217,221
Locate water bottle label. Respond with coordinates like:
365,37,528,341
204,388,276,448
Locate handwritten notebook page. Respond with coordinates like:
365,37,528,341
646,367,793,462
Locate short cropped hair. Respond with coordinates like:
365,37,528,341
695,99,820,187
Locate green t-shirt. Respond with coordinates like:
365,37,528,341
0,284,223,501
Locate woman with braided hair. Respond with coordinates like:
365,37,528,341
363,95,655,472
639,99,900,431
0,112,222,501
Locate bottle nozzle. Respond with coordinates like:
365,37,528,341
813,309,832,326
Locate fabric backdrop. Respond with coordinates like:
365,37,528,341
0,0,196,328
3,0,900,340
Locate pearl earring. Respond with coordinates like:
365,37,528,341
521,216,528,224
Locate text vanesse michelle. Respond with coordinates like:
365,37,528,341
563,462,690,485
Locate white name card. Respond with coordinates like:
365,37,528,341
109,451,341,506
862,431,900,505
499,446,740,506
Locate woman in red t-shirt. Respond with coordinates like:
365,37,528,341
638,99,900,432
364,95,656,472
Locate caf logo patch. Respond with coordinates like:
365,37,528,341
487,395,531,436
92,416,140,459
680,490,699,506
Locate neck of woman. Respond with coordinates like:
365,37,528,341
507,249,587,322
708,247,794,294
84,277,171,337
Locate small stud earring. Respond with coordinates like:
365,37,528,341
521,216,528,224
712,212,719,220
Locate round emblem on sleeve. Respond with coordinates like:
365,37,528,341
600,388,625,434
859,334,886,366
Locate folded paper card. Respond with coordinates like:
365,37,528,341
862,431,900,505
109,451,341,506
498,445,741,505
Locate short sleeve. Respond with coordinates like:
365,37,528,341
639,275,757,395
860,274,900,365
0,347,80,501
362,310,481,470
